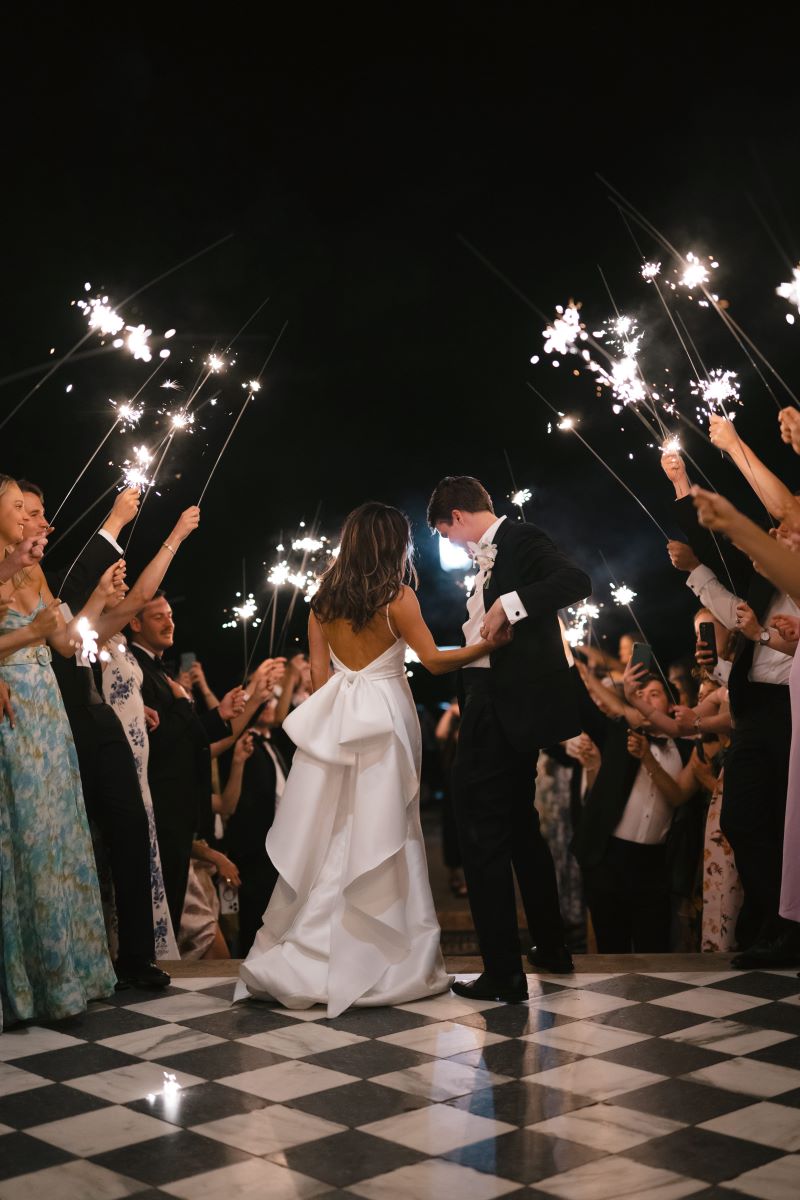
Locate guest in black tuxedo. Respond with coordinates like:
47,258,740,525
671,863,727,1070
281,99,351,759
129,593,244,932
660,450,800,968
224,699,294,957
21,482,168,989
428,475,591,1002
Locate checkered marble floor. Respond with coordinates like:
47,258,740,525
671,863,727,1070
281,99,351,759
2,967,800,1199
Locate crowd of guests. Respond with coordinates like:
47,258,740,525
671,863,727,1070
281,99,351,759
3,404,800,1028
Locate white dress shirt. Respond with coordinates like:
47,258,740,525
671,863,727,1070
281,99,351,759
98,528,124,555
257,732,287,805
687,565,797,685
613,738,683,845
462,515,527,668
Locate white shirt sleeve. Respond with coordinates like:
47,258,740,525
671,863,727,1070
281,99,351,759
499,590,528,624
98,528,123,554
686,565,741,631
713,658,732,684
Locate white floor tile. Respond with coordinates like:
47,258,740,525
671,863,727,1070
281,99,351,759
28,1104,176,1155
701,1101,800,1150
217,1060,357,1102
378,1020,507,1058
664,1020,796,1056
523,1019,650,1057
0,1063,49,1097
530,1102,684,1152
0,1026,85,1061
160,1157,326,1199
686,1056,800,1098
644,971,742,985
350,1158,520,1199
66,1060,204,1103
0,1160,142,1200
236,1022,365,1058
534,973,619,989
779,993,800,1007
523,1057,665,1101
0,1124,12,1135
725,1155,800,1200
372,1058,507,1102
98,1024,225,1059
124,993,232,1022
361,1104,515,1155
650,987,771,1018
397,994,502,1020
535,1154,706,1199
264,1005,328,1021
167,977,234,991
194,1103,345,1155
529,990,636,1019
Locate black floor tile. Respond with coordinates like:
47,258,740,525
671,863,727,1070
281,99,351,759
623,1125,782,1183
581,974,690,1002
0,1084,112,1129
11,1043,140,1081
731,1002,800,1035
91,1129,252,1186
747,1038,800,1070
304,1041,433,1078
325,1008,438,1037
708,973,800,1001
40,1007,165,1042
456,1007,575,1037
156,1041,287,1078
270,1129,425,1187
592,1003,710,1036
447,1080,595,1126
0,1133,73,1179
450,1040,580,1078
129,1080,271,1127
288,1079,431,1126
615,1078,754,1124
178,1005,302,1038
596,1038,728,1077
444,1128,604,1185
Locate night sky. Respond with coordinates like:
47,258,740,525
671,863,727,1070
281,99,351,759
3,11,799,703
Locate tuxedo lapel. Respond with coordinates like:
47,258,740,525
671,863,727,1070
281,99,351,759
483,517,512,608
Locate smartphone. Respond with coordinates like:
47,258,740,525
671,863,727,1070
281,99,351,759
698,622,718,668
629,642,654,680
179,651,197,673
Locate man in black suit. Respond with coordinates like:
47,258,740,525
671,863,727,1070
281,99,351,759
129,593,242,932
428,475,591,1001
224,700,294,956
21,482,168,989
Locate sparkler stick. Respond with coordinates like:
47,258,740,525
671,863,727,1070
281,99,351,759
196,320,288,506
0,344,120,391
503,448,529,519
528,383,671,540
277,506,323,648
598,548,671,695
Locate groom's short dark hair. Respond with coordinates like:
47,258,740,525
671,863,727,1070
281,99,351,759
427,476,494,528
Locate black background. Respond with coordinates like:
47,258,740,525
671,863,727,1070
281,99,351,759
3,7,800,703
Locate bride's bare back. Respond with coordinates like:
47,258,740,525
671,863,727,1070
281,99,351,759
316,609,396,672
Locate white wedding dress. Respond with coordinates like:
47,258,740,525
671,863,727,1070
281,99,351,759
236,634,452,1017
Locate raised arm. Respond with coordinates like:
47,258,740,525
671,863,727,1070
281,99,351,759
709,415,800,527
626,730,697,809
392,586,511,674
693,488,800,600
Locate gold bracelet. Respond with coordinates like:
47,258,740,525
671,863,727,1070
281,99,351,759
162,541,176,555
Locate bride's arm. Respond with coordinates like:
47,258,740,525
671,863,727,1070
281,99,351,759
392,586,509,676
308,612,332,692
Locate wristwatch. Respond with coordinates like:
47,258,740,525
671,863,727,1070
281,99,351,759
758,628,770,645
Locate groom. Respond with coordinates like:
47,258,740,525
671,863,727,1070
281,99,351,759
428,475,591,1001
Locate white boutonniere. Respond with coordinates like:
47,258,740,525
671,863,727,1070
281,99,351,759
470,541,497,588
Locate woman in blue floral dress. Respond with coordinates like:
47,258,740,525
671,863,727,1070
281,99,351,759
0,476,117,1027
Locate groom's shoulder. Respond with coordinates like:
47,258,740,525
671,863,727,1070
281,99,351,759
500,518,553,544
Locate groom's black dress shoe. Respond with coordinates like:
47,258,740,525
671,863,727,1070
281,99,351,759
527,944,574,974
115,959,171,990
451,973,528,1003
730,931,800,970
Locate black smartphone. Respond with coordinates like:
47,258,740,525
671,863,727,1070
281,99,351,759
179,651,197,673
629,642,654,680
698,622,718,668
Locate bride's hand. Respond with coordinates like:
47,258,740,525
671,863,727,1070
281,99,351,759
484,620,513,651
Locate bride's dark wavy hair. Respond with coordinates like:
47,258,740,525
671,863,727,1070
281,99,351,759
311,502,418,632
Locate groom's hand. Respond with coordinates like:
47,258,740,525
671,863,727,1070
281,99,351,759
480,599,510,643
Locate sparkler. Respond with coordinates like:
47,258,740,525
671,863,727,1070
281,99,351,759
678,251,716,293
690,369,741,418
777,266,800,316
641,262,661,281
661,435,682,454
611,583,637,607
121,445,154,491
510,488,532,509
542,301,585,356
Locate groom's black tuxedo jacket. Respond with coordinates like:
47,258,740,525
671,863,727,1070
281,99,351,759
459,517,591,753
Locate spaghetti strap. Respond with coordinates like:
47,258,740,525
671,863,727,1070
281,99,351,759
385,604,398,641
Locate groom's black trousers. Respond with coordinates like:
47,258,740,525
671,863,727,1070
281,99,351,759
453,671,565,977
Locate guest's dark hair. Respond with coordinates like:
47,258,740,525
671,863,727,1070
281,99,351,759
426,476,494,529
312,502,417,632
17,480,44,502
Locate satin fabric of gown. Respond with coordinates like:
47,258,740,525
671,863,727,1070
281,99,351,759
236,638,452,1017
780,650,800,923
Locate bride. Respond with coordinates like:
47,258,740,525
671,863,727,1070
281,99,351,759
237,501,511,1017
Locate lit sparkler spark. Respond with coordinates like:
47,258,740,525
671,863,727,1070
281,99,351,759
292,536,324,553
611,583,637,607
460,572,477,594
267,561,291,587
125,324,153,362
169,409,194,432
777,266,800,314
304,578,320,602
288,572,309,590
111,400,143,429
510,488,532,508
78,294,125,337
121,445,153,490
404,646,421,664
661,435,682,454
542,301,584,356
161,379,182,390
223,592,261,629
641,262,661,281
245,379,261,392
691,369,741,416
207,353,226,373
563,599,602,649
679,251,712,291
576,602,601,621
75,617,100,663
557,415,576,430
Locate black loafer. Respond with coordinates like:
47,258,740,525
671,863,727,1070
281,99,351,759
451,973,528,1003
730,935,800,970
527,944,575,974
115,960,172,990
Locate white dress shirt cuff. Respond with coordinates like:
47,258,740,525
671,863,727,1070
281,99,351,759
98,528,123,555
686,564,717,595
500,591,527,624
713,659,732,684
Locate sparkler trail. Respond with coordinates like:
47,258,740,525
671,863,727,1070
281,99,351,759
528,383,671,540
598,548,671,694
196,320,288,506
503,449,528,519
45,481,120,555
746,192,796,272
277,505,323,647
456,234,550,322
0,344,120,390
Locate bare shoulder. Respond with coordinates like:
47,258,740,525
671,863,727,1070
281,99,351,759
392,584,419,612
